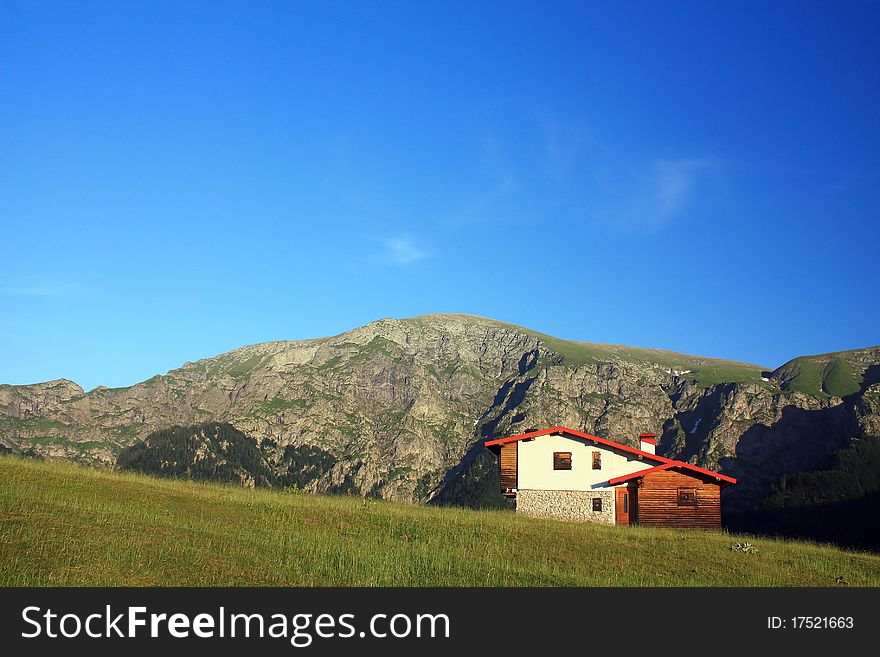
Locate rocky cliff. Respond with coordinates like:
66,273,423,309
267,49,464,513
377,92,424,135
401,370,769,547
1,314,877,513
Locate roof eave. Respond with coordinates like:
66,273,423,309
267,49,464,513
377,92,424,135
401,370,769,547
484,426,669,464
609,463,736,486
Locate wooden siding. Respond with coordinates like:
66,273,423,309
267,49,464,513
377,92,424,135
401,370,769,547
615,486,630,525
500,442,517,493
635,469,722,530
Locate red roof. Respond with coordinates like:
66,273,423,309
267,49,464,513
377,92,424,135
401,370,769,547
484,426,669,462
608,462,736,486
484,426,735,486
608,462,679,484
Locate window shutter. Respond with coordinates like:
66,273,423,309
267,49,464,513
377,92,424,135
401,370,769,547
553,452,572,470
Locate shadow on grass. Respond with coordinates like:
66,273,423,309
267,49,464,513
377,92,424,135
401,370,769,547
726,491,880,553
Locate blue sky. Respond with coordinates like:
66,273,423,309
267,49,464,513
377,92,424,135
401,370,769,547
2,0,879,390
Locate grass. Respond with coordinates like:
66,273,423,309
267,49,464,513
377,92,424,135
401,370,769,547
773,350,869,398
226,355,264,378
823,358,861,397
776,359,826,396
0,417,68,432
8,436,107,451
2,456,879,587
406,314,768,387
524,334,768,386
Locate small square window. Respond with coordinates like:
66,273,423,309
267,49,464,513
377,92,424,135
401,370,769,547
592,498,602,512
553,452,572,470
678,488,697,506
592,451,601,470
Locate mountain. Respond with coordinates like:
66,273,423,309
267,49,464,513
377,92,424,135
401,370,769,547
1,314,878,524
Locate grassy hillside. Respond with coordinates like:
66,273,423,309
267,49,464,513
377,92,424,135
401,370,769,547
772,347,880,398
405,314,768,387
2,457,878,586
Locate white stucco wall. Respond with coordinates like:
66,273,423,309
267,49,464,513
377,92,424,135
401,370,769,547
516,433,654,491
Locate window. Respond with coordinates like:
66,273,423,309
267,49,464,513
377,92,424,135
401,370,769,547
678,488,698,506
592,498,603,512
623,493,628,514
592,451,601,470
553,452,572,470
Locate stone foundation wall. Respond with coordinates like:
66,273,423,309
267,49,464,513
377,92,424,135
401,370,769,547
516,489,615,524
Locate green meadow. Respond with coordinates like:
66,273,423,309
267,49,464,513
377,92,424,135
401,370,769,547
1,456,878,587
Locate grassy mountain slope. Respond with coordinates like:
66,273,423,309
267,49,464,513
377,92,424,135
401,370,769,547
2,456,878,586
405,314,769,386
772,347,880,398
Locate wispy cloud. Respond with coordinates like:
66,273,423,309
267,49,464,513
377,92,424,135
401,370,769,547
441,133,522,229
540,117,589,180
373,236,427,266
444,175,517,229
586,156,722,233
436,115,723,236
651,158,715,219
0,283,84,297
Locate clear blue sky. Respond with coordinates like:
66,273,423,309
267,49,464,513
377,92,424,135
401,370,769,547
2,1,879,390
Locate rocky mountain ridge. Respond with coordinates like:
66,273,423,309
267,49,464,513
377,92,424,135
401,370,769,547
1,314,877,513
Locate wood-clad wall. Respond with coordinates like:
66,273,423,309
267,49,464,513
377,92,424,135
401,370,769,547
500,442,517,493
635,469,722,530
